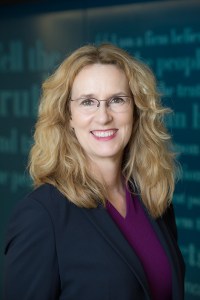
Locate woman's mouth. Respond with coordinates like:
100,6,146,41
91,129,118,140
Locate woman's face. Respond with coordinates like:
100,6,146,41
70,63,134,163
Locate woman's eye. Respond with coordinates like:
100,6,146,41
110,97,125,104
80,99,95,106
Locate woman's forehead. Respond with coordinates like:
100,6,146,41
71,64,129,94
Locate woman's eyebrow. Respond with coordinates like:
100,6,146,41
75,94,95,99
77,92,129,99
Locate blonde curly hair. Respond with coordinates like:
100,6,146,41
29,43,178,218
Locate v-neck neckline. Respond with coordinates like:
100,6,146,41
107,186,132,220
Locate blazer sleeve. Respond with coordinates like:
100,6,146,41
3,196,60,300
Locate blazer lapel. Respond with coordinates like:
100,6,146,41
137,193,184,300
129,182,184,300
151,217,185,300
81,205,151,299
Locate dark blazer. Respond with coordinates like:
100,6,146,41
4,184,185,300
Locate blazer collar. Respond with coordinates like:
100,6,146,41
129,182,184,299
134,188,184,300
153,217,185,300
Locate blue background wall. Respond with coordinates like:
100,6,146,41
0,0,200,299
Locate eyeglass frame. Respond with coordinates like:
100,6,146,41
70,95,133,113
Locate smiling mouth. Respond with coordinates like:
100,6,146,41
91,130,118,138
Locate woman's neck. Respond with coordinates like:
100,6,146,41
89,157,127,217
90,159,122,183
89,157,125,195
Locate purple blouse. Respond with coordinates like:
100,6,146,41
106,187,172,300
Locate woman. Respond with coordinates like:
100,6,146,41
4,43,185,300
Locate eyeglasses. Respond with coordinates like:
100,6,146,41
70,95,132,114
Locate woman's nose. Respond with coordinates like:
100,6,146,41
94,103,113,124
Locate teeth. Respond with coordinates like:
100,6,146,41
92,130,116,137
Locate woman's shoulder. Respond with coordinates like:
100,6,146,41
26,183,64,198
11,183,71,223
25,183,67,206
5,184,71,252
